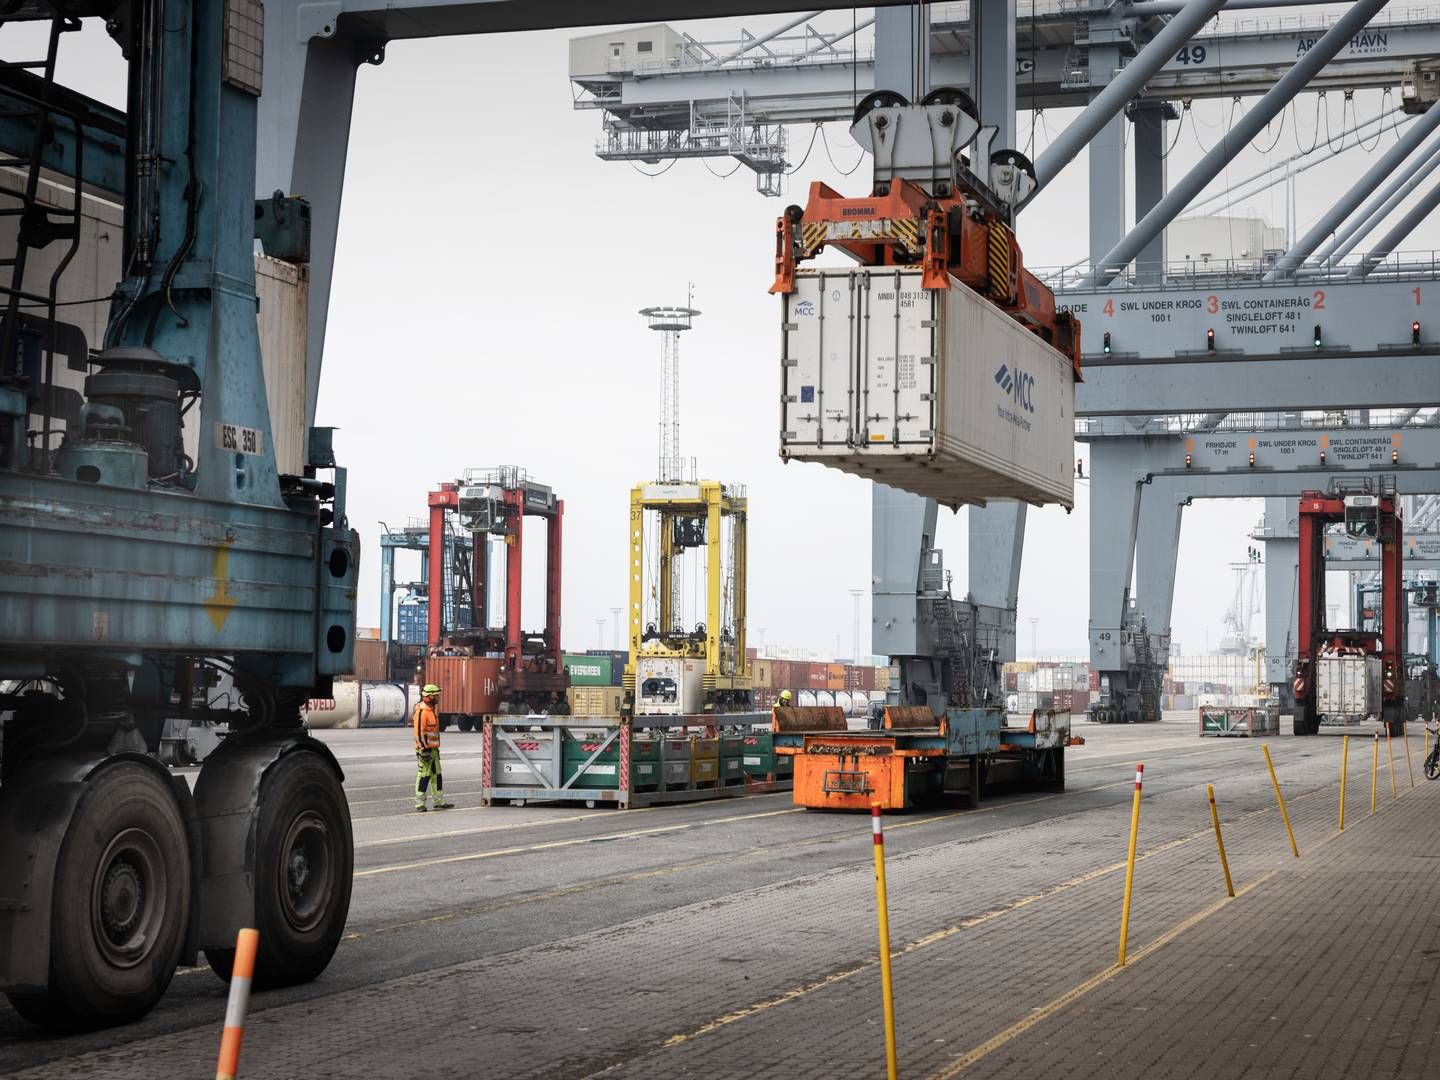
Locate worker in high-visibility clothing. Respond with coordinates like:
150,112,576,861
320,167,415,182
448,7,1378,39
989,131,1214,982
413,684,454,812
778,690,793,706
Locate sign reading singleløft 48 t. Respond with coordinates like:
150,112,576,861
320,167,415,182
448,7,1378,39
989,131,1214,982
1057,280,1426,355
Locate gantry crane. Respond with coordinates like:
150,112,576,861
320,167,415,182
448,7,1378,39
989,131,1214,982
1292,480,1407,735
426,468,567,714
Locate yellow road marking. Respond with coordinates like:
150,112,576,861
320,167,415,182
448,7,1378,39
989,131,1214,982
646,819,1213,1057
925,870,1279,1079
607,778,1337,1069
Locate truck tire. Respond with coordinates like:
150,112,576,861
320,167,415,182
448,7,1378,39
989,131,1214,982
1293,707,1316,736
6,762,190,1031
205,751,352,989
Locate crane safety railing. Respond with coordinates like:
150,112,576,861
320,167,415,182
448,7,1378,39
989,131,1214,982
1076,409,1440,439
1043,249,1440,293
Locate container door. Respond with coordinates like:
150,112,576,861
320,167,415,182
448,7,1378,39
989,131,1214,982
863,270,937,450
782,273,857,450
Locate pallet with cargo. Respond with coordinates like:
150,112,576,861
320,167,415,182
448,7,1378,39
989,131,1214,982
479,714,792,809
772,706,1071,811
1198,704,1280,737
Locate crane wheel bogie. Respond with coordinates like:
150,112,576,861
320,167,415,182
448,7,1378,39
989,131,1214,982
5,761,191,1031
202,749,352,990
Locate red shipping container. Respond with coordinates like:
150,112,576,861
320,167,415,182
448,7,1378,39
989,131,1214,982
423,655,502,718
805,663,829,689
746,647,759,662
770,660,792,689
1004,672,1018,691
1088,670,1100,690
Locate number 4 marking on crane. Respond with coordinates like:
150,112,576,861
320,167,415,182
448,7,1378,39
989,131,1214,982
1104,298,1114,317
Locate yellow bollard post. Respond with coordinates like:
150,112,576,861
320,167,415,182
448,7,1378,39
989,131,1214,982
1117,764,1144,966
1206,784,1235,897
1405,725,1415,789
1386,725,1398,799
1261,745,1299,858
1338,736,1349,832
1370,730,1379,815
871,804,899,1080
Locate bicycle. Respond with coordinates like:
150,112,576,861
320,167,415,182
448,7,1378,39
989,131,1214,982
1425,721,1440,782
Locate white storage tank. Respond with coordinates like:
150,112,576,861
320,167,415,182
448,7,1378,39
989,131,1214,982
780,268,1075,509
797,690,818,708
303,681,410,729
833,690,853,715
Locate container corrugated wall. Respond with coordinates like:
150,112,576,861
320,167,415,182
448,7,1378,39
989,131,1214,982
780,267,1074,509
255,255,308,476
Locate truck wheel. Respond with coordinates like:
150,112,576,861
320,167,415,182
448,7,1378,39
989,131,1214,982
205,751,352,989
1292,707,1315,736
6,762,190,1031
457,717,473,733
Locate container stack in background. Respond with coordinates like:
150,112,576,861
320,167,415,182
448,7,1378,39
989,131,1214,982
1003,660,1091,716
563,650,627,716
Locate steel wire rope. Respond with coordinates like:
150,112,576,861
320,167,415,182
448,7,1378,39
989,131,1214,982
702,157,743,178
1251,104,1287,157
1355,89,1391,152
1323,91,1356,155
1293,93,1322,155
820,125,865,175
1157,101,1192,161
785,123,822,175
630,159,678,178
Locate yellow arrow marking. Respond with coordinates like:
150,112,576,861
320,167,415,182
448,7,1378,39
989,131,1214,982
203,543,237,632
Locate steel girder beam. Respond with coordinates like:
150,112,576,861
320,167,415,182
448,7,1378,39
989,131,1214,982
1311,135,1440,268
966,0,1025,659
572,12,1440,125
1134,489,1184,671
1348,174,1440,281
1079,426,1440,476
257,1,916,428
317,0,916,38
1088,439,1144,674
1083,0,1393,287
1255,497,1299,685
0,69,126,199
1033,0,1229,196
1324,530,1440,569
1076,353,1439,416
1268,102,1440,278
1132,104,1170,284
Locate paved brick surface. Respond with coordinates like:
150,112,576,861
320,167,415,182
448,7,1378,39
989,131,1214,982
7,730,1407,1080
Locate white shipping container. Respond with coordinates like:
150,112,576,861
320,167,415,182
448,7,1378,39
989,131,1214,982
780,268,1075,508
1316,656,1382,721
635,655,704,715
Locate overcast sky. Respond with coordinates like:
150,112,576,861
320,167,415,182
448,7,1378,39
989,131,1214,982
18,5,1438,661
